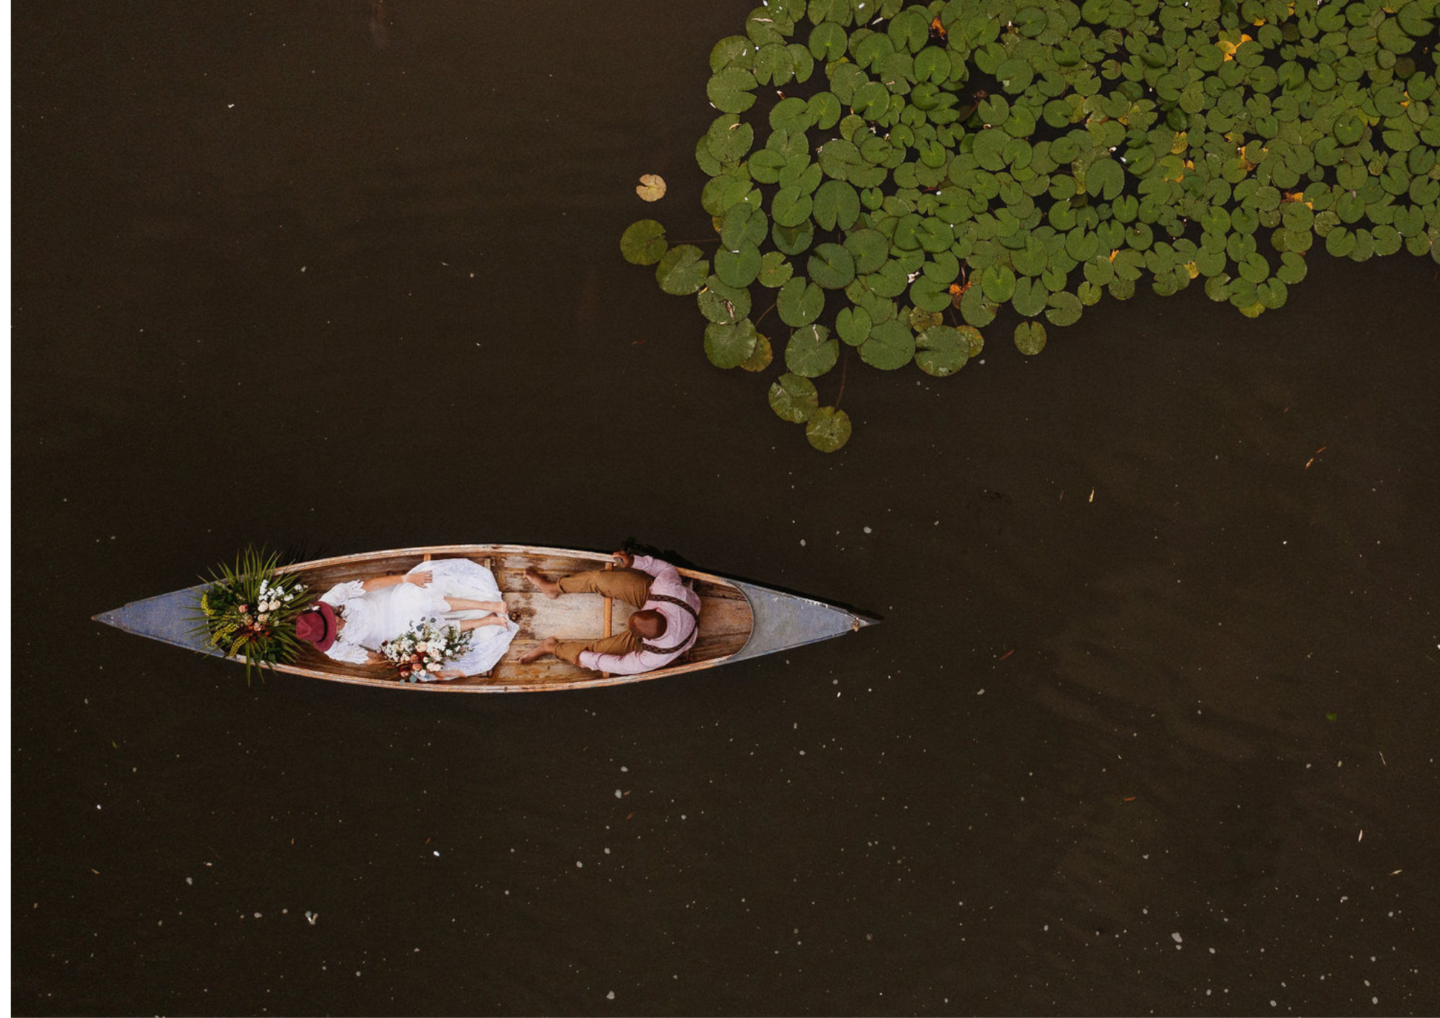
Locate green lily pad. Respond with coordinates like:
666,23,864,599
777,277,824,326
620,220,668,266
697,276,752,324
772,186,814,228
772,219,815,256
860,318,916,370
715,242,763,288
704,318,759,369
1014,320,1048,355
1010,277,1049,317
809,243,857,289
740,333,774,372
768,372,819,422
707,67,758,114
656,245,709,295
1045,291,1083,327
915,326,970,376
836,305,872,346
983,265,1017,302
1085,157,1126,200
813,179,861,230
785,323,839,377
840,230,887,275
706,114,755,165
758,250,794,288
806,407,852,452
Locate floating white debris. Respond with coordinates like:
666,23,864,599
305,911,318,926
607,991,615,1000
615,789,622,799
1172,932,1183,943
863,526,872,534
185,877,193,885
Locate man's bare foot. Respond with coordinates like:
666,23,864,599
517,636,557,664
524,567,562,599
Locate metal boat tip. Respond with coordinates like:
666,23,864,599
92,608,123,627
851,612,882,630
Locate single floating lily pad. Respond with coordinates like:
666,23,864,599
635,174,667,202
704,319,759,369
768,372,819,422
655,245,709,295
805,406,852,452
620,220,668,266
1014,321,1048,355
915,326,970,377
785,323,839,377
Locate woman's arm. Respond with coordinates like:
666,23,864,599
361,570,432,592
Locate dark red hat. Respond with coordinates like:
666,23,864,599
295,602,338,652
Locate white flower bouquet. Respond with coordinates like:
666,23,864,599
195,547,312,678
380,618,473,683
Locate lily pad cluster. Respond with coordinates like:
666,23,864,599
623,0,1440,451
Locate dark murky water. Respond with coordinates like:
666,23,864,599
12,2,1440,1014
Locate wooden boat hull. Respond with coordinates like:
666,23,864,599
93,545,875,692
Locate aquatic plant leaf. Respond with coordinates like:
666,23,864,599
1045,291,1083,327
1013,321,1047,355
706,114,755,165
656,245,709,295
704,318,758,369
620,220,668,265
739,333,774,372
697,275,752,325
914,326,970,376
1010,277,1049,317
707,67,758,113
772,218,816,256
710,36,755,72
982,265,1017,303
1084,157,1125,201
785,323,839,377
714,242,763,288
813,180,861,230
777,277,824,326
836,306,872,347
772,186,814,228
860,318,915,370
636,174,667,202
758,251,794,288
805,407,852,452
768,372,819,422
808,243,856,289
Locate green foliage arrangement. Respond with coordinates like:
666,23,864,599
193,548,313,679
624,0,1440,450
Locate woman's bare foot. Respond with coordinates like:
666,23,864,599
524,567,562,599
517,636,557,664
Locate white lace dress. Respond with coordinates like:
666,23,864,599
316,558,518,678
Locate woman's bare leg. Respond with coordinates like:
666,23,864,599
445,597,507,615
458,615,510,632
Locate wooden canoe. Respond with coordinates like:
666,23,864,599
93,545,876,692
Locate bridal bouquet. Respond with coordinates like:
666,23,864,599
381,618,473,683
195,548,312,677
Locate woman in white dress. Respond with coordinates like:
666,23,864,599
294,559,519,679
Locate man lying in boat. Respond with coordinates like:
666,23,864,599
519,550,700,674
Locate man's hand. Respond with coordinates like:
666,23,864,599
407,571,433,587
612,551,634,570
